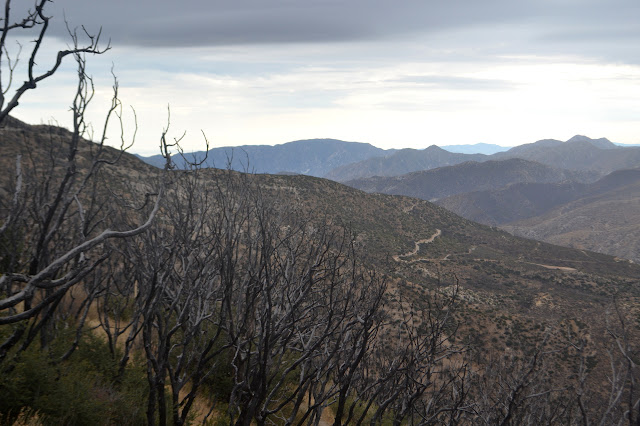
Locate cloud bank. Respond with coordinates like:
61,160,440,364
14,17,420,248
7,1,640,153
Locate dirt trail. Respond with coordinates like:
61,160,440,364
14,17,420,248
525,262,577,272
402,200,420,213
393,229,441,262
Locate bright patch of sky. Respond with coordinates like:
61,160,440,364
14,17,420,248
7,1,640,155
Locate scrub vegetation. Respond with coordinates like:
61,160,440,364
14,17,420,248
1,1,639,425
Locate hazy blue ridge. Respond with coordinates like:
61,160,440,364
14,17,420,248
136,134,640,182
136,139,394,177
439,143,510,155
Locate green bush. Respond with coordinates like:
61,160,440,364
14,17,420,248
0,327,147,425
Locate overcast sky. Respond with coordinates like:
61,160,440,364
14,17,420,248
8,0,640,154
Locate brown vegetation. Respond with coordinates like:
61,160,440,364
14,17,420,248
1,1,639,425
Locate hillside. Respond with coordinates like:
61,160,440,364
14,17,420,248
436,180,590,225
0,116,155,191
439,168,640,224
494,135,640,175
345,158,597,201
324,145,487,181
241,172,640,344
3,118,640,423
500,170,640,263
436,168,640,262
3,118,639,333
137,138,391,177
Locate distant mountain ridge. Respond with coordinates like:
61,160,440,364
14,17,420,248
136,134,640,184
439,143,510,155
335,135,640,263
324,134,640,181
324,146,488,182
493,135,640,174
137,139,393,177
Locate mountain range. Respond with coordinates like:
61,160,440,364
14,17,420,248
138,134,640,183
492,135,640,175
136,133,640,264
328,135,640,181
136,140,506,176
138,138,392,177
3,117,640,420
337,137,640,263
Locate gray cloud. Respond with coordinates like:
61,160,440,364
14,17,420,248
32,2,595,42
34,0,640,65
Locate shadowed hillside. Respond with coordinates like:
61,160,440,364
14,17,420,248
324,145,488,181
344,158,598,201
437,168,640,262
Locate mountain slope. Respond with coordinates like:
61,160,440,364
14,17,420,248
324,146,487,181
248,171,640,368
344,158,596,201
7,118,639,318
439,168,640,226
436,180,589,226
499,169,640,262
3,118,640,408
435,168,640,262
138,138,391,177
494,135,640,175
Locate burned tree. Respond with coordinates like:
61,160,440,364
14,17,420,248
0,0,165,360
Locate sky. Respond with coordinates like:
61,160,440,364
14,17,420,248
6,0,640,155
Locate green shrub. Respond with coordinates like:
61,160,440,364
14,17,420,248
0,327,147,425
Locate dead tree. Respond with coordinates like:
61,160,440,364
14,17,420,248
222,210,388,426
354,285,470,426
568,301,640,426
120,163,229,426
0,0,164,361
0,0,109,123
122,162,401,425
